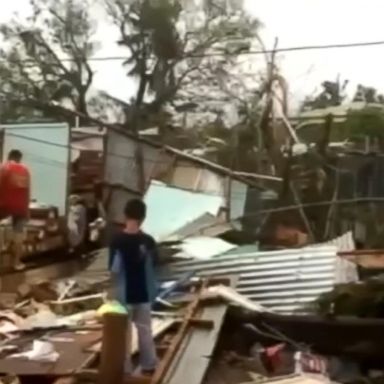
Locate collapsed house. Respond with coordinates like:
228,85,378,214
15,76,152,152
1,123,384,384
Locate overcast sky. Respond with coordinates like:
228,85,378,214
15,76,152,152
2,0,384,107
245,0,384,105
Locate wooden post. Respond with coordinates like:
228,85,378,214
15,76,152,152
98,313,129,384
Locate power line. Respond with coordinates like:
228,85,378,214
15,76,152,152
189,40,384,58
5,39,384,64
3,129,368,179
3,130,280,182
2,131,263,199
20,150,384,220
5,130,384,234
21,150,254,199
1,129,368,192
4,131,384,214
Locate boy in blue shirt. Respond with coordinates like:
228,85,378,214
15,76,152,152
109,198,158,375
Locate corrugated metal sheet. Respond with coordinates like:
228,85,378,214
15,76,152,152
143,181,223,241
161,245,340,314
323,231,358,284
325,231,355,252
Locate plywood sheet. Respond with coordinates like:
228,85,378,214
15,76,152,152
164,304,227,384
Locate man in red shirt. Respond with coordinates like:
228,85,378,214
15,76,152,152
0,149,30,270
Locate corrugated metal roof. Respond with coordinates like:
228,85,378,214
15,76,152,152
161,245,340,314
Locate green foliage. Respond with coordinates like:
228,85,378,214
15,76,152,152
0,0,98,123
353,84,384,104
346,107,384,141
104,0,262,130
0,0,263,146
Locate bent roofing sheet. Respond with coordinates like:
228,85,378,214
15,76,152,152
324,231,355,252
323,231,358,283
173,237,237,260
143,181,223,241
161,245,339,314
164,213,233,242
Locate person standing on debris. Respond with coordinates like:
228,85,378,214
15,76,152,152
109,198,158,375
0,149,30,270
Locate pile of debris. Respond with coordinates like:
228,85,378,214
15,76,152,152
0,241,384,384
1,176,384,383
138,181,384,383
0,268,248,383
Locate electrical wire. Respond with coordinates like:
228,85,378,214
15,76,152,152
2,130,281,184
16,148,384,220
5,39,384,64
2,130,362,177
3,130,383,210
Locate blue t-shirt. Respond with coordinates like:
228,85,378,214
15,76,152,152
109,232,158,305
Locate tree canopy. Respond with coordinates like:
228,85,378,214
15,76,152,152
0,0,98,124
0,0,263,133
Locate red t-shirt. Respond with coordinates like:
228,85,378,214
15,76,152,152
0,161,30,217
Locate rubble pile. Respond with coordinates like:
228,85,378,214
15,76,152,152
0,199,383,384
0,204,66,271
315,280,384,317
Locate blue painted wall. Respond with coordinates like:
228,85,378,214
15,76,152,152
2,123,70,215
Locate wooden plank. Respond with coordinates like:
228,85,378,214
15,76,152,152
340,253,384,269
151,281,208,384
0,331,101,376
163,303,227,384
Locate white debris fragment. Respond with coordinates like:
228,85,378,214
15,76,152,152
9,340,59,362
205,285,271,313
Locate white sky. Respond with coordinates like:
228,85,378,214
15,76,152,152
2,0,384,107
244,0,384,105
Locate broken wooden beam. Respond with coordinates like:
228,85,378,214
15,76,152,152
173,317,214,329
150,280,209,384
188,318,214,330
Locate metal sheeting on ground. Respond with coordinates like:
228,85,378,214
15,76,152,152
161,246,340,314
